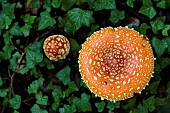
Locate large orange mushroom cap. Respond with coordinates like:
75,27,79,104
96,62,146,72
78,26,154,101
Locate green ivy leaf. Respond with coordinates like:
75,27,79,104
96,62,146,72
52,0,62,8
52,86,63,101
123,99,136,110
73,93,92,112
106,101,120,110
2,3,16,20
30,67,38,76
95,101,105,112
52,101,60,111
36,91,48,106
151,37,168,57
26,49,43,69
58,17,77,34
29,0,41,8
0,14,5,35
56,65,71,85
39,58,55,70
137,103,148,113
0,21,5,35
150,18,164,34
28,78,44,94
9,22,22,36
2,44,14,60
147,81,160,94
4,16,12,29
162,25,170,36
29,41,43,51
65,81,79,97
3,31,10,45
20,14,36,36
127,0,135,8
20,25,30,37
92,0,116,11
30,104,48,113
0,51,5,62
159,58,170,69
46,82,55,90
109,9,125,24
28,81,39,94
67,8,93,31
22,14,36,25
156,0,166,9
43,1,52,12
16,1,22,8
131,109,139,113
139,0,156,19
2,97,8,107
80,80,88,89
154,61,161,74
73,97,81,112
9,95,21,109
80,93,92,112
143,96,156,112
70,39,81,53
38,12,56,30
0,88,9,97
0,3,16,32
13,110,19,113
10,52,21,71
59,8,94,34
18,65,29,75
139,23,150,35
51,87,62,111
155,97,167,106
59,104,76,113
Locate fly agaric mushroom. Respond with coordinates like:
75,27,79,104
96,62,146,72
43,35,70,61
78,26,154,101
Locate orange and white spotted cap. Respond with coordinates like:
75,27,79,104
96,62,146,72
78,26,154,101
43,35,70,61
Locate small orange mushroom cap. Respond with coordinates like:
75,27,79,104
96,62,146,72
43,35,70,61
78,26,154,101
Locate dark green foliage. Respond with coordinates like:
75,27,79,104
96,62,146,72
143,96,156,112
106,101,120,110
89,0,116,11
38,12,56,30
72,93,92,112
139,0,156,19
56,66,71,85
109,9,125,23
58,8,94,34
0,0,170,113
151,37,168,58
9,95,21,109
30,104,48,113
95,101,105,112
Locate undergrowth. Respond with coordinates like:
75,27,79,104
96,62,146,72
0,0,170,113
